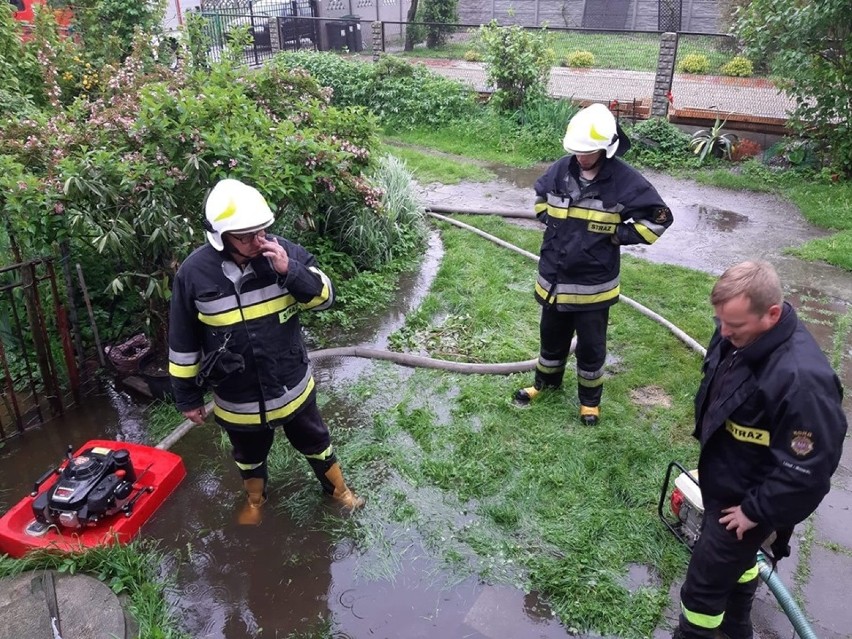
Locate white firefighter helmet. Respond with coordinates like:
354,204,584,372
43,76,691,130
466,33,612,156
562,103,620,158
203,179,274,251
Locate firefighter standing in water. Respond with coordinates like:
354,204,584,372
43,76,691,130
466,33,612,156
168,178,363,524
514,103,673,425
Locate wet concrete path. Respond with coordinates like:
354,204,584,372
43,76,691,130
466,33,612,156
1,167,850,638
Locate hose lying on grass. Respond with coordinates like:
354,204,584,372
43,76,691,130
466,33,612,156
159,207,705,442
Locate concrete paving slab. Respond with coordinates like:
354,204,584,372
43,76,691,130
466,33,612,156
0,570,127,639
815,484,852,550
800,544,852,638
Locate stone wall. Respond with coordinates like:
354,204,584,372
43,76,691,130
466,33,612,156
457,0,723,33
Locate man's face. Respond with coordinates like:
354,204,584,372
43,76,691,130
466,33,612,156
575,150,604,171
223,229,267,259
714,293,780,348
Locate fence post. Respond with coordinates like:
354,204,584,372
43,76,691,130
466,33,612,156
651,31,678,118
270,16,281,52
371,21,382,60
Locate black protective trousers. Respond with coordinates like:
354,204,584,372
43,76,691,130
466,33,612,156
535,306,609,407
677,503,770,639
223,399,332,482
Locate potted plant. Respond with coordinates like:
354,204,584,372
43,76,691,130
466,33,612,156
689,116,738,162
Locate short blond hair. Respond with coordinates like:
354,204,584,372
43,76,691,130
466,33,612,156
711,260,783,315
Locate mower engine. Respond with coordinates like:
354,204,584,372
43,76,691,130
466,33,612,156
659,461,704,549
31,446,138,529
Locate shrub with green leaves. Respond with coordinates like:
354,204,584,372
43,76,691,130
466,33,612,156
477,21,555,113
564,50,595,68
677,53,709,74
624,117,695,170
720,56,753,77
735,0,852,175
272,51,477,129
463,49,481,62
0,37,412,343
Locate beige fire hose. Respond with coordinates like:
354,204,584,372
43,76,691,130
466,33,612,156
158,207,704,450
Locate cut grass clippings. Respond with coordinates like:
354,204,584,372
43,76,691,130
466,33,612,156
296,215,721,637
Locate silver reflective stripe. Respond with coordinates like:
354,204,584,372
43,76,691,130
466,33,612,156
578,366,605,380
539,356,567,368
636,218,667,235
195,283,287,315
213,368,313,414
537,274,621,296
169,348,201,364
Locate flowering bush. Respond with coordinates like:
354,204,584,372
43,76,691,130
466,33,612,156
0,29,404,343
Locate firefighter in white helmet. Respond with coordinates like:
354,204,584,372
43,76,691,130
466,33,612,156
168,178,364,523
514,103,673,425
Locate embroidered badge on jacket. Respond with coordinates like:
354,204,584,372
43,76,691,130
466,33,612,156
790,430,814,456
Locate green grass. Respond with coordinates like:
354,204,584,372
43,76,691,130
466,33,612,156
381,141,496,184
788,230,852,271
397,32,746,75
304,216,722,637
385,114,555,168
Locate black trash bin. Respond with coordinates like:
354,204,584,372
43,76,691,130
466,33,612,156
340,14,362,52
325,19,349,51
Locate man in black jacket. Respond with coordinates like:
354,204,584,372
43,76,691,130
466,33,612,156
514,103,673,425
675,260,847,639
169,178,364,524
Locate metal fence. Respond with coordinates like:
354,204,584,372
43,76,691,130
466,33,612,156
201,12,377,64
0,258,81,439
190,11,790,124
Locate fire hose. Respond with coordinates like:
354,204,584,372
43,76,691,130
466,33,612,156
156,205,816,637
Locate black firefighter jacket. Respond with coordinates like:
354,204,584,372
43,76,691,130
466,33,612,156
694,303,847,529
534,155,673,311
168,235,333,430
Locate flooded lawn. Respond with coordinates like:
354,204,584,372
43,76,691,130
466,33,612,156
1,170,851,638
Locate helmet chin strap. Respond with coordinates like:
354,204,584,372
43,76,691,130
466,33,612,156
586,151,605,171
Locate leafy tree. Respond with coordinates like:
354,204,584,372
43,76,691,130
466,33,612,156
49,0,165,66
422,0,457,48
477,21,555,113
734,0,852,174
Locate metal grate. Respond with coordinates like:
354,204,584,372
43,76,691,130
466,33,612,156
582,0,630,29
659,0,683,32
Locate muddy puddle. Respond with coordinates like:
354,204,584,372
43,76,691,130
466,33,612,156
1,168,851,639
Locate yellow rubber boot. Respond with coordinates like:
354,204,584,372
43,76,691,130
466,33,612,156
579,405,600,426
237,478,267,525
324,463,365,512
513,385,540,405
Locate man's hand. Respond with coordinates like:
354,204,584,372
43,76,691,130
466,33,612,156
261,237,289,275
182,405,207,425
720,505,758,540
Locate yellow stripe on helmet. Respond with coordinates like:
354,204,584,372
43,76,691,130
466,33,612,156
213,198,238,222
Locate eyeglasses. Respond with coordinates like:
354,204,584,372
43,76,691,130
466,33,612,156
228,230,266,244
